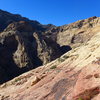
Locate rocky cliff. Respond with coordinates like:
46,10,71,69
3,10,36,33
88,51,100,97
0,10,72,84
0,9,100,100
1,23,100,100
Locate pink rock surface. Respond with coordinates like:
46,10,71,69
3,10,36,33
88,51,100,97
68,63,100,100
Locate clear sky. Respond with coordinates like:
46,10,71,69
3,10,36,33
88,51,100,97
0,0,100,26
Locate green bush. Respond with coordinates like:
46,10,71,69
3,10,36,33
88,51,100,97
14,78,21,82
50,65,57,69
58,58,65,62
63,55,69,59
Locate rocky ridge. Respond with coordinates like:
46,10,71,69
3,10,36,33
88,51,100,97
0,9,72,84
1,27,100,100
44,16,100,48
0,9,100,100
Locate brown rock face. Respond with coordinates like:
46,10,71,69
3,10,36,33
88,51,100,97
0,10,73,84
1,27,100,100
0,9,46,32
44,16,100,48
1,10,100,100
67,63,100,100
0,19,70,83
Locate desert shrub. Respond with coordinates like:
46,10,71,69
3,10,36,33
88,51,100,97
14,78,21,82
58,58,65,62
63,55,69,59
50,65,57,69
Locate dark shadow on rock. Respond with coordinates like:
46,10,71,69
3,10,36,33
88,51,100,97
60,45,72,54
43,36,72,60
0,35,21,84
25,34,43,67
0,33,43,84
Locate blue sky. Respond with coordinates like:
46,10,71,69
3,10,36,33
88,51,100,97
0,0,100,26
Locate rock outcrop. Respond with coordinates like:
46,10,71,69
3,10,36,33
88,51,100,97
44,16,100,48
0,9,100,100
0,20,66,83
0,24,100,100
0,10,72,83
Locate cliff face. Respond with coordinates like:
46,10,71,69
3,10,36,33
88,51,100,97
0,21,63,83
44,16,100,48
0,9,100,100
0,10,71,83
0,9,45,32
1,24,100,100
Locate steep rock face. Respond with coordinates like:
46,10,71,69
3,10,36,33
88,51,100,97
0,9,66,83
0,21,66,83
0,9,57,33
1,30,100,100
1,10,100,100
44,16,100,48
0,10,40,32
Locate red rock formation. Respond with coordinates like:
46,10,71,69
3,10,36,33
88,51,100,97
0,10,100,100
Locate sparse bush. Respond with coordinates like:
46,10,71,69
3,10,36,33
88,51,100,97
78,98,83,100
63,55,69,59
50,65,57,69
14,78,21,82
58,58,65,62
